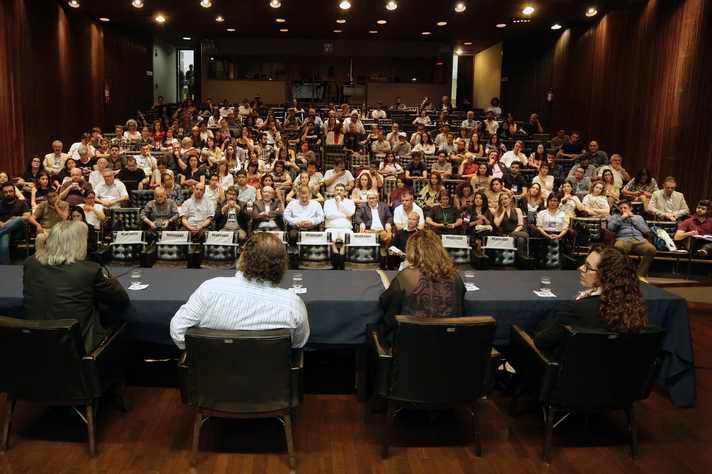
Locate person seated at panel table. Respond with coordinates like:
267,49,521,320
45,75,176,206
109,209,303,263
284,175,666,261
140,186,180,241
647,176,690,222
607,200,657,277
179,183,215,242
493,192,529,256
674,200,712,258
214,186,249,241
169,232,309,350
23,220,129,353
251,185,284,232
284,185,325,246
425,190,462,235
533,247,649,355
379,229,466,343
356,190,393,248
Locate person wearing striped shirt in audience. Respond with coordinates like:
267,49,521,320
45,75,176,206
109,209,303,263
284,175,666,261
170,232,309,350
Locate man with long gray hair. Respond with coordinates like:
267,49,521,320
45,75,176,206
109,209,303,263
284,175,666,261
22,221,129,352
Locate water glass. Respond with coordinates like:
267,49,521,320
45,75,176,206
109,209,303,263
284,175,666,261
463,270,476,280
540,275,552,292
130,269,142,286
292,272,303,289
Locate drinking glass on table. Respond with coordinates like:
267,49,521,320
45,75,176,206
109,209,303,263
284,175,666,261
540,275,552,292
130,269,142,287
292,272,303,289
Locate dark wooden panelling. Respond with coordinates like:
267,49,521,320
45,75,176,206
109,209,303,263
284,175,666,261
0,0,152,177
502,0,712,206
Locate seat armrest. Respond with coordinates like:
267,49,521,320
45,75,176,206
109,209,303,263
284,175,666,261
177,350,188,369
510,325,560,401
369,327,392,358
511,325,555,366
85,322,128,361
291,349,304,370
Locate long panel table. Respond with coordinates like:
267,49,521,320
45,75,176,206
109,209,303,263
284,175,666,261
0,265,695,407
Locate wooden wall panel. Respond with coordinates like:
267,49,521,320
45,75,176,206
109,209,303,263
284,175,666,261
0,0,152,177
502,0,712,205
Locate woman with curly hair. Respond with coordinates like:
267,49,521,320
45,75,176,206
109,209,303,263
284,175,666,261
379,229,466,342
533,247,649,352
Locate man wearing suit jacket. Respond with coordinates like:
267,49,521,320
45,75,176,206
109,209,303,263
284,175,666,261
355,190,393,247
251,186,284,231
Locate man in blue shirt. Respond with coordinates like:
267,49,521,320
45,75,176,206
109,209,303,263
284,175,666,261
607,200,657,276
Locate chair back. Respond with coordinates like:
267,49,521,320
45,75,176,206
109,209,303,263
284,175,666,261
0,316,93,401
184,328,296,413
388,316,496,404
547,326,665,409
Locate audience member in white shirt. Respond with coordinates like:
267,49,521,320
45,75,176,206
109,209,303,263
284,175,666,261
179,183,215,239
501,140,529,168
44,140,69,176
94,169,129,209
68,133,96,161
170,232,310,350
393,191,425,231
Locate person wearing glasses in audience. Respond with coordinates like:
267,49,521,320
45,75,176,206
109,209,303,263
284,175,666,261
533,247,648,354
379,229,466,343
140,186,179,241
170,232,310,350
648,176,689,222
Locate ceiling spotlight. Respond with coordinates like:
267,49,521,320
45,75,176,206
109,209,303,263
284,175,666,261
215,15,225,22
437,21,448,26
496,23,507,28
99,17,110,22
270,0,282,8
333,29,342,33
522,5,535,16
369,30,379,33
336,19,346,24
227,27,236,31
339,0,351,10
279,28,289,32
275,18,286,22
454,2,466,13
455,48,463,55
421,31,431,35
200,0,212,8
551,23,562,30
585,7,598,17
464,41,472,45
131,0,144,8
182,36,192,40
68,0,80,7
377,19,387,24
154,14,166,24
386,1,398,11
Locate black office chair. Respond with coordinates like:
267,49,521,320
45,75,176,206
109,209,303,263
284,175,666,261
369,315,497,458
0,317,128,457
178,328,303,469
509,324,665,461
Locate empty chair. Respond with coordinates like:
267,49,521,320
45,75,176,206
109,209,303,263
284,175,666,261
178,328,303,468
369,315,497,458
509,324,665,461
0,317,127,457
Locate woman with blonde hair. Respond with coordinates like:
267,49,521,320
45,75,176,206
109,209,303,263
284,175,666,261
379,229,466,342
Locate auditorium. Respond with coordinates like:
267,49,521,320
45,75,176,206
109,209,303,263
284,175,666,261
0,0,710,472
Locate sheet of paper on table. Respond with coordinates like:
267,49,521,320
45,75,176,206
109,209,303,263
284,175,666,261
533,289,557,298
465,283,480,292
291,287,307,294
128,283,150,291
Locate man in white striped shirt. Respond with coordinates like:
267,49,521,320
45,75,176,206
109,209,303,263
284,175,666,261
170,233,309,349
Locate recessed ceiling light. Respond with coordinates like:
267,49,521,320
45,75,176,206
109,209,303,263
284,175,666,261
369,30,379,34
275,18,286,23
227,27,236,31
154,14,166,24
68,0,80,8
182,36,192,40
200,0,212,8
421,31,431,35
454,2,466,13
437,21,448,26
551,23,562,30
279,28,289,32
336,19,347,24
455,48,463,55
386,1,398,11
131,0,143,8
215,15,225,22
270,0,282,8
377,19,387,25
333,29,342,33
99,17,110,22
339,0,351,10
585,7,598,17
464,41,472,45
496,23,507,28
522,5,535,16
